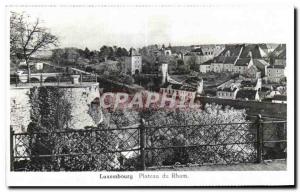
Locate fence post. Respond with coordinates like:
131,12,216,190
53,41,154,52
10,126,14,171
139,118,146,170
40,74,43,86
256,114,263,163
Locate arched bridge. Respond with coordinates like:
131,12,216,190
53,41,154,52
18,73,62,83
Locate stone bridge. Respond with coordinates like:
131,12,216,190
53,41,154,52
18,73,63,83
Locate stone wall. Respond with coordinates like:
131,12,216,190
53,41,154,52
10,88,31,132
10,83,101,133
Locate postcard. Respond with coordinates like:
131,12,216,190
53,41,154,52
6,1,295,187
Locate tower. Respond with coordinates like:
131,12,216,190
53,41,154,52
125,48,142,75
161,63,168,85
196,79,204,95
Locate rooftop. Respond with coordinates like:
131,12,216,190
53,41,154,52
267,65,285,69
236,89,257,100
273,95,287,101
235,58,251,66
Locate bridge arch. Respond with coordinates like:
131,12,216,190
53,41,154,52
44,76,58,83
30,77,40,83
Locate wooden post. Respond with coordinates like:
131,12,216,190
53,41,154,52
139,118,146,170
10,127,14,171
256,114,263,163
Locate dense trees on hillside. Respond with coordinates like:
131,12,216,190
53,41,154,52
50,46,129,66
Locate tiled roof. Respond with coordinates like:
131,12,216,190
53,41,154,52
217,87,237,92
267,65,285,69
211,56,237,64
259,44,268,50
235,58,251,66
240,80,256,87
184,51,203,56
269,44,286,59
191,48,204,53
224,56,237,64
272,95,287,101
253,59,269,68
200,59,212,65
218,44,244,57
236,89,257,100
239,44,262,58
212,56,225,63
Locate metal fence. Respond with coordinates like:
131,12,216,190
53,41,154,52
10,118,286,171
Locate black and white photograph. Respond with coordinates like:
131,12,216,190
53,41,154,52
5,0,295,187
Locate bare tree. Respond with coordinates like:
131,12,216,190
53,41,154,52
10,12,59,82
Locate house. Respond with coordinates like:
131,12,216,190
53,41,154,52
183,48,212,65
239,44,262,59
191,44,225,57
240,78,262,91
159,84,195,99
209,56,237,73
216,79,241,99
272,95,287,104
209,44,243,73
216,87,239,99
123,48,142,75
233,58,251,74
245,64,261,78
199,60,211,73
252,59,270,77
236,89,260,101
266,65,285,83
268,44,286,66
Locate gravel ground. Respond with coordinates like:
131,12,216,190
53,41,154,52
148,160,286,171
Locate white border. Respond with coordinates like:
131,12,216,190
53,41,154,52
3,0,295,187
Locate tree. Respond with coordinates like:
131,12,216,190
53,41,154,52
121,48,129,56
10,12,59,82
116,47,124,57
99,46,111,61
83,47,91,59
51,49,64,66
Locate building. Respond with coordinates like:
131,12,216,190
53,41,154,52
191,44,225,57
252,59,270,77
199,60,212,73
266,65,285,83
269,44,286,67
240,78,262,91
183,48,212,65
258,43,279,57
216,87,239,99
236,89,260,101
272,95,287,104
123,48,142,75
209,44,243,73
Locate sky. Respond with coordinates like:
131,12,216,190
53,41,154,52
8,5,291,50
